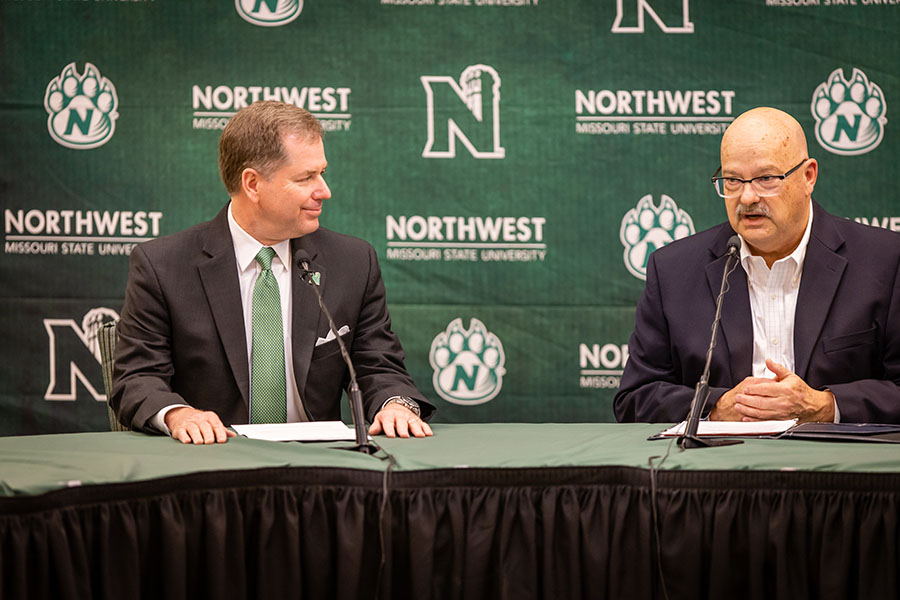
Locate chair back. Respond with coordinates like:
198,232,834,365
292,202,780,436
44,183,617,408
97,320,130,432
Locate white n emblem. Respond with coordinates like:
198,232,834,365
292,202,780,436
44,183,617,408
611,0,694,34
421,65,505,159
44,308,119,401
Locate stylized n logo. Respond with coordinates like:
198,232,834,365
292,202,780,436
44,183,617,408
611,0,694,34
44,319,105,401
833,114,862,143
421,64,505,159
65,109,94,136
453,364,479,392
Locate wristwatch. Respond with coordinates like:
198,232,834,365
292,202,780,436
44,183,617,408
383,396,421,417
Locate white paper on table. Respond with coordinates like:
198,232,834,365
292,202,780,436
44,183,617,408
232,421,368,442
657,419,797,438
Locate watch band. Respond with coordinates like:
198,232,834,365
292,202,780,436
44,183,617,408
383,396,421,417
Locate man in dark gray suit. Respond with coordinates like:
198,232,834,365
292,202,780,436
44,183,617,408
113,101,434,443
615,107,900,424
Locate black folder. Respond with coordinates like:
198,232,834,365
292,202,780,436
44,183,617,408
779,423,900,443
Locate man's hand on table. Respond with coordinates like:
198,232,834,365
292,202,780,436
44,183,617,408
165,406,236,444
369,403,433,438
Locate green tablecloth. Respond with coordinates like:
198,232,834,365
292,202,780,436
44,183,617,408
3,423,900,497
3,423,900,600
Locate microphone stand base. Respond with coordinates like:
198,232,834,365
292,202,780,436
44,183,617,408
337,442,379,455
678,435,744,450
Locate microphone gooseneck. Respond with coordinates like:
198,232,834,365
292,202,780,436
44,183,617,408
296,249,375,454
678,235,744,450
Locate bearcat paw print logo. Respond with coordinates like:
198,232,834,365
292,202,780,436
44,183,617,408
812,68,886,156
44,63,118,150
620,194,694,280
430,318,506,405
235,0,302,27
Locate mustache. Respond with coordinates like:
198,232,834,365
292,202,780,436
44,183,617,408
735,202,771,218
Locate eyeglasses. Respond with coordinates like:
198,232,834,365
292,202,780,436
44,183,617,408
711,158,808,199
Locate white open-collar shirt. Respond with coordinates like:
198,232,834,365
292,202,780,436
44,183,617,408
739,200,814,380
737,200,837,421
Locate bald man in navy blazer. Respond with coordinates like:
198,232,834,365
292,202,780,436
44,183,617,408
112,102,434,443
615,107,900,424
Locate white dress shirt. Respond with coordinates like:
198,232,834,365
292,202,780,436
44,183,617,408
740,203,813,379
738,200,839,421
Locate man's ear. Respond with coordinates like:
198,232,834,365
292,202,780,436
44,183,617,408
803,158,818,195
241,168,262,203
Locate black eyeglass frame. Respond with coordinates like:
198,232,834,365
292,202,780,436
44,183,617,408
710,158,808,198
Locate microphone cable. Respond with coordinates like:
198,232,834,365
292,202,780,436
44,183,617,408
648,436,676,600
649,238,741,598
373,440,398,600
293,249,401,595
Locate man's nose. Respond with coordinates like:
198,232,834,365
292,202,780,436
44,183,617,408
314,176,331,201
738,180,758,204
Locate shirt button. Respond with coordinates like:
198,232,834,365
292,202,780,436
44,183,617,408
770,294,776,300
771,337,779,345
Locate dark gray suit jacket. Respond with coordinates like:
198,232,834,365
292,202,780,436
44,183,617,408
112,204,432,432
615,200,900,423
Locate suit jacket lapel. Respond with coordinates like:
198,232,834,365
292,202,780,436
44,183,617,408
198,206,251,404
291,240,325,399
706,231,753,384
794,203,847,379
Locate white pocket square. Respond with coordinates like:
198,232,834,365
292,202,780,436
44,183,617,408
316,325,350,346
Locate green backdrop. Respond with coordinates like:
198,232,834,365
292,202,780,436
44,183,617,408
2,0,898,435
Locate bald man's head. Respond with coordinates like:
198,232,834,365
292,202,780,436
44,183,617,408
721,107,809,169
718,107,818,267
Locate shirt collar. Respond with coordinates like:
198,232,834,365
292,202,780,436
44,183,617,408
739,199,814,274
227,203,292,274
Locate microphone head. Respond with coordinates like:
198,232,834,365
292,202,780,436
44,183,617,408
295,249,312,270
726,235,741,256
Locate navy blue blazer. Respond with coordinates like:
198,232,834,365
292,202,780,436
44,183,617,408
615,200,900,424
112,204,432,432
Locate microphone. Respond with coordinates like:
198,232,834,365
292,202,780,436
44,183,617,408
678,235,744,450
296,249,375,454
